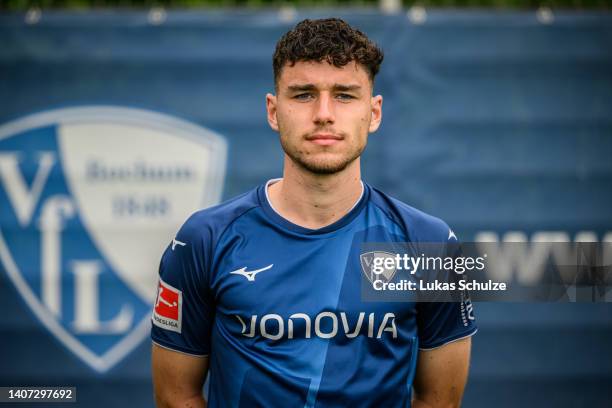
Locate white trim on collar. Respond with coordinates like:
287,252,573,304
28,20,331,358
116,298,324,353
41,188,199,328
264,178,365,219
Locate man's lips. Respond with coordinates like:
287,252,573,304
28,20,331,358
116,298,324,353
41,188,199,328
306,133,343,146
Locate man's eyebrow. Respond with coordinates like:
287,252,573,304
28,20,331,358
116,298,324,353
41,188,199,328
333,84,362,92
287,84,316,92
286,84,362,92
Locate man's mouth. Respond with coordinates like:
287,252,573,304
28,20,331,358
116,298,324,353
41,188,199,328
306,133,343,146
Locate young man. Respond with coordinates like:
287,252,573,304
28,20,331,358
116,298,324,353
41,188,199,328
151,18,476,408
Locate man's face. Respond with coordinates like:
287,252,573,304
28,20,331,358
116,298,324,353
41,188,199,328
266,60,382,175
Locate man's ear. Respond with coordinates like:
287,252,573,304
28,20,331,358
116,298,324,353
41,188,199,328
369,94,383,133
266,93,279,132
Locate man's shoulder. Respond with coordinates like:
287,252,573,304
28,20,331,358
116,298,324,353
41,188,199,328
368,185,454,242
176,186,261,242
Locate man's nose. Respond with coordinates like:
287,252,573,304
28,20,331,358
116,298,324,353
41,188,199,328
313,93,334,125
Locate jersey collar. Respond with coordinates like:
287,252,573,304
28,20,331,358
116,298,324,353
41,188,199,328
257,178,369,235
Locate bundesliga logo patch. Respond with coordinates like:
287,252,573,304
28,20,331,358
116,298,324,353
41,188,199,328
153,279,182,333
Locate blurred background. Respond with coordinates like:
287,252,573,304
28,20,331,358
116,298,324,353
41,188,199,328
1,1,611,407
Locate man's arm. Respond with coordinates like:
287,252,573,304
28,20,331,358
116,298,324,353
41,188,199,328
152,343,209,408
412,336,472,408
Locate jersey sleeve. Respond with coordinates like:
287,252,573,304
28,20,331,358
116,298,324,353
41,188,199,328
151,216,215,356
416,230,477,350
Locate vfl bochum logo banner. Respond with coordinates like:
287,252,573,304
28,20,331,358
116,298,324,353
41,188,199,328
0,106,227,372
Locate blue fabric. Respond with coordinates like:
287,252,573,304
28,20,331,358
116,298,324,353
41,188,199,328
151,182,477,407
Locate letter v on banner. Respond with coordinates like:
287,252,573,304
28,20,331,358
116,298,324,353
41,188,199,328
0,151,56,227
0,107,227,372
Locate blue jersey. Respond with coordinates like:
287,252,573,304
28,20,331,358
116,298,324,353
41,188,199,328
151,181,477,408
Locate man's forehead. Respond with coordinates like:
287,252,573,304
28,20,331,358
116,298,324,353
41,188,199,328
279,60,370,89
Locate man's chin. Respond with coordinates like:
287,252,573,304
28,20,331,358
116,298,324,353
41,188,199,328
294,157,356,175
282,143,363,175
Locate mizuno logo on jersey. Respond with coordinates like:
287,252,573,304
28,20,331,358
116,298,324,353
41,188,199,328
152,278,182,333
230,264,273,282
234,312,397,340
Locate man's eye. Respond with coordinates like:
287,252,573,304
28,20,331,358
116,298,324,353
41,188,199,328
294,93,313,100
336,94,355,100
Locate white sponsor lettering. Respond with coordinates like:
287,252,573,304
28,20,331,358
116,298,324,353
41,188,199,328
341,312,364,338
260,314,284,340
314,312,338,339
236,312,397,340
288,313,311,339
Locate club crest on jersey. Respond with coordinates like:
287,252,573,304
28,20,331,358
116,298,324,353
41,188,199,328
360,251,397,283
0,106,226,372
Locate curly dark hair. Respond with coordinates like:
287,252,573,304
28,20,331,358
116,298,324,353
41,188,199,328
273,18,384,88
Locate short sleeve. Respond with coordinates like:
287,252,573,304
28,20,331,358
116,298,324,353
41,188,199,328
416,231,477,350
151,219,215,356
416,296,477,350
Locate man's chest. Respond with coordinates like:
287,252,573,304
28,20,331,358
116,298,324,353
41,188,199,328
209,234,417,341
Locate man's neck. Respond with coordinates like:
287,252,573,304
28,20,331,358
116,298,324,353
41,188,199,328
267,158,363,230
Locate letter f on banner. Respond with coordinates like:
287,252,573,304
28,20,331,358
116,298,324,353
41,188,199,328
0,152,56,227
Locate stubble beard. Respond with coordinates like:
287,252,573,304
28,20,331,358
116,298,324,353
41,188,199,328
279,132,365,175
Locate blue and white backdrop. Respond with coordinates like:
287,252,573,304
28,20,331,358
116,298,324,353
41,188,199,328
1,10,611,407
